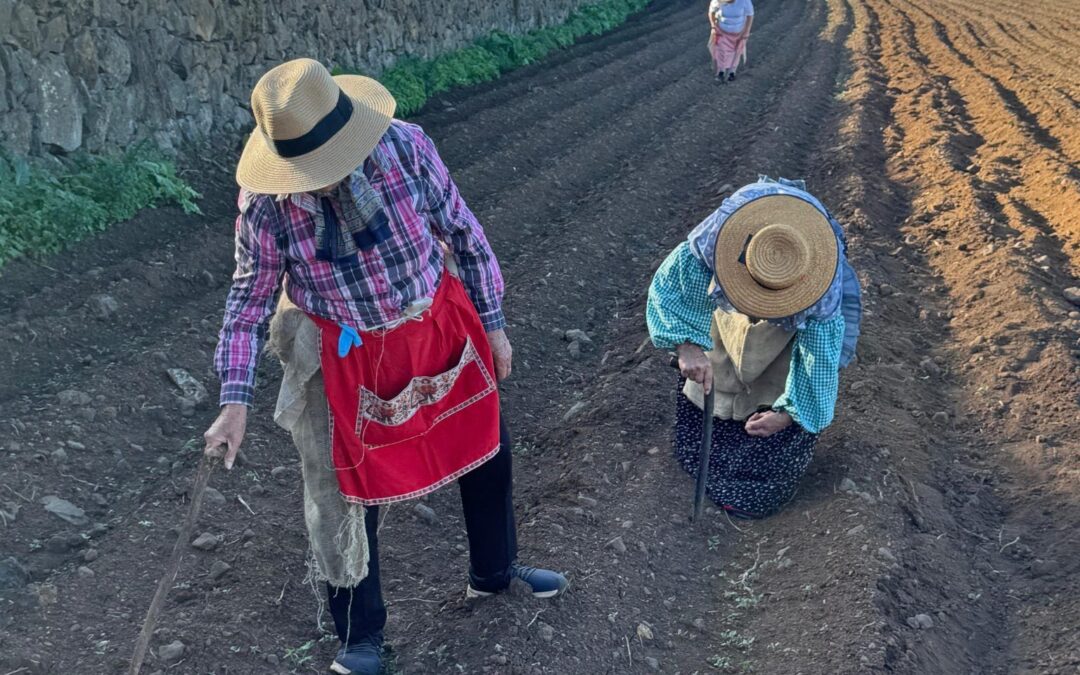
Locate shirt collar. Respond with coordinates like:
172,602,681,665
276,139,392,214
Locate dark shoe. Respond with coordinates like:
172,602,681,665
466,563,568,599
330,632,383,675
728,72,737,82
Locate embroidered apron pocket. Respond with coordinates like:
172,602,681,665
355,337,497,450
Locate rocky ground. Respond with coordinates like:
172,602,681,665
0,0,1077,673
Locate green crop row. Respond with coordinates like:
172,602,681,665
0,0,648,269
0,147,201,268
334,0,651,116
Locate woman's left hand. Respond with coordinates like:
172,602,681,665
745,410,793,437
487,328,513,381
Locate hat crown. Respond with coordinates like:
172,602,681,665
745,223,810,291
251,58,340,141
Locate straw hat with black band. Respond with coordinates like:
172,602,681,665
236,58,397,195
714,195,839,320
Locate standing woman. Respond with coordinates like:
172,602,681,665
646,178,861,519
708,0,755,83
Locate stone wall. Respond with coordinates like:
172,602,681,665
0,0,592,156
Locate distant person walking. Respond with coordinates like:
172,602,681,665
708,0,754,83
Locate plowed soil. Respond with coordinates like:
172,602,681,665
1,0,1077,673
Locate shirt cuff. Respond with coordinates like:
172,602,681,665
478,308,507,332
772,397,806,431
218,372,255,407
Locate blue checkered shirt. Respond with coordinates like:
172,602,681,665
647,242,843,434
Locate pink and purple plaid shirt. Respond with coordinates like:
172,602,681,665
214,120,505,406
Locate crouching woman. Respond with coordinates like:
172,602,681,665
646,178,860,519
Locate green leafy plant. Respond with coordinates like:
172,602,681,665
0,146,201,268
335,0,650,116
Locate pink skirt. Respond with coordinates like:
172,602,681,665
709,30,746,72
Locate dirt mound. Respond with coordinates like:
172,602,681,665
0,0,1076,673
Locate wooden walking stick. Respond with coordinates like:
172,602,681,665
128,453,219,675
670,355,715,524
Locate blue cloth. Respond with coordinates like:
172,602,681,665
646,242,843,433
685,178,861,367
337,323,363,357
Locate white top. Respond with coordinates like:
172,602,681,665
710,0,755,34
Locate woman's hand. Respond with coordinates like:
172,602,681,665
487,328,513,381
676,342,713,394
204,404,248,470
745,410,792,438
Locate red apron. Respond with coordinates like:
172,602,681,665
308,273,501,505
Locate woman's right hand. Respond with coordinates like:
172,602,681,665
203,404,248,470
676,342,713,394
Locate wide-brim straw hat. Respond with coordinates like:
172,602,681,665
236,58,396,194
714,195,839,319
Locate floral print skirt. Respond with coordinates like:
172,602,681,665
673,387,816,519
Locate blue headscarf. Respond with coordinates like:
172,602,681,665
688,176,861,367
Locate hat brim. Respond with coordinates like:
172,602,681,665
714,195,839,319
235,75,397,194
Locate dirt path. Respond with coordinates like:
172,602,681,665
1,0,1077,673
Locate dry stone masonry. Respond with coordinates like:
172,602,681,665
0,0,594,156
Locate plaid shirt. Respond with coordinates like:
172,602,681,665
215,120,505,406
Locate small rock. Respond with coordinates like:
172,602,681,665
0,557,29,589
607,536,627,553
537,622,555,642
76,566,95,578
270,466,289,480
158,640,186,663
636,623,654,640
414,503,438,525
647,446,660,456
932,411,949,425
203,487,226,505
191,532,220,551
567,342,582,360
50,448,69,464
0,501,21,524
563,401,588,422
41,495,88,525
208,560,231,581
645,656,660,671
879,283,897,296
577,494,598,508
242,528,256,541
1063,287,1080,307
840,478,858,493
83,549,100,562
919,358,941,377
66,440,86,451
166,368,208,406
564,329,593,346
88,294,120,320
57,389,92,406
1034,435,1049,446
906,614,934,630
45,533,82,552
846,525,866,536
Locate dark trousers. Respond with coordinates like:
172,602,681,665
327,417,517,644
